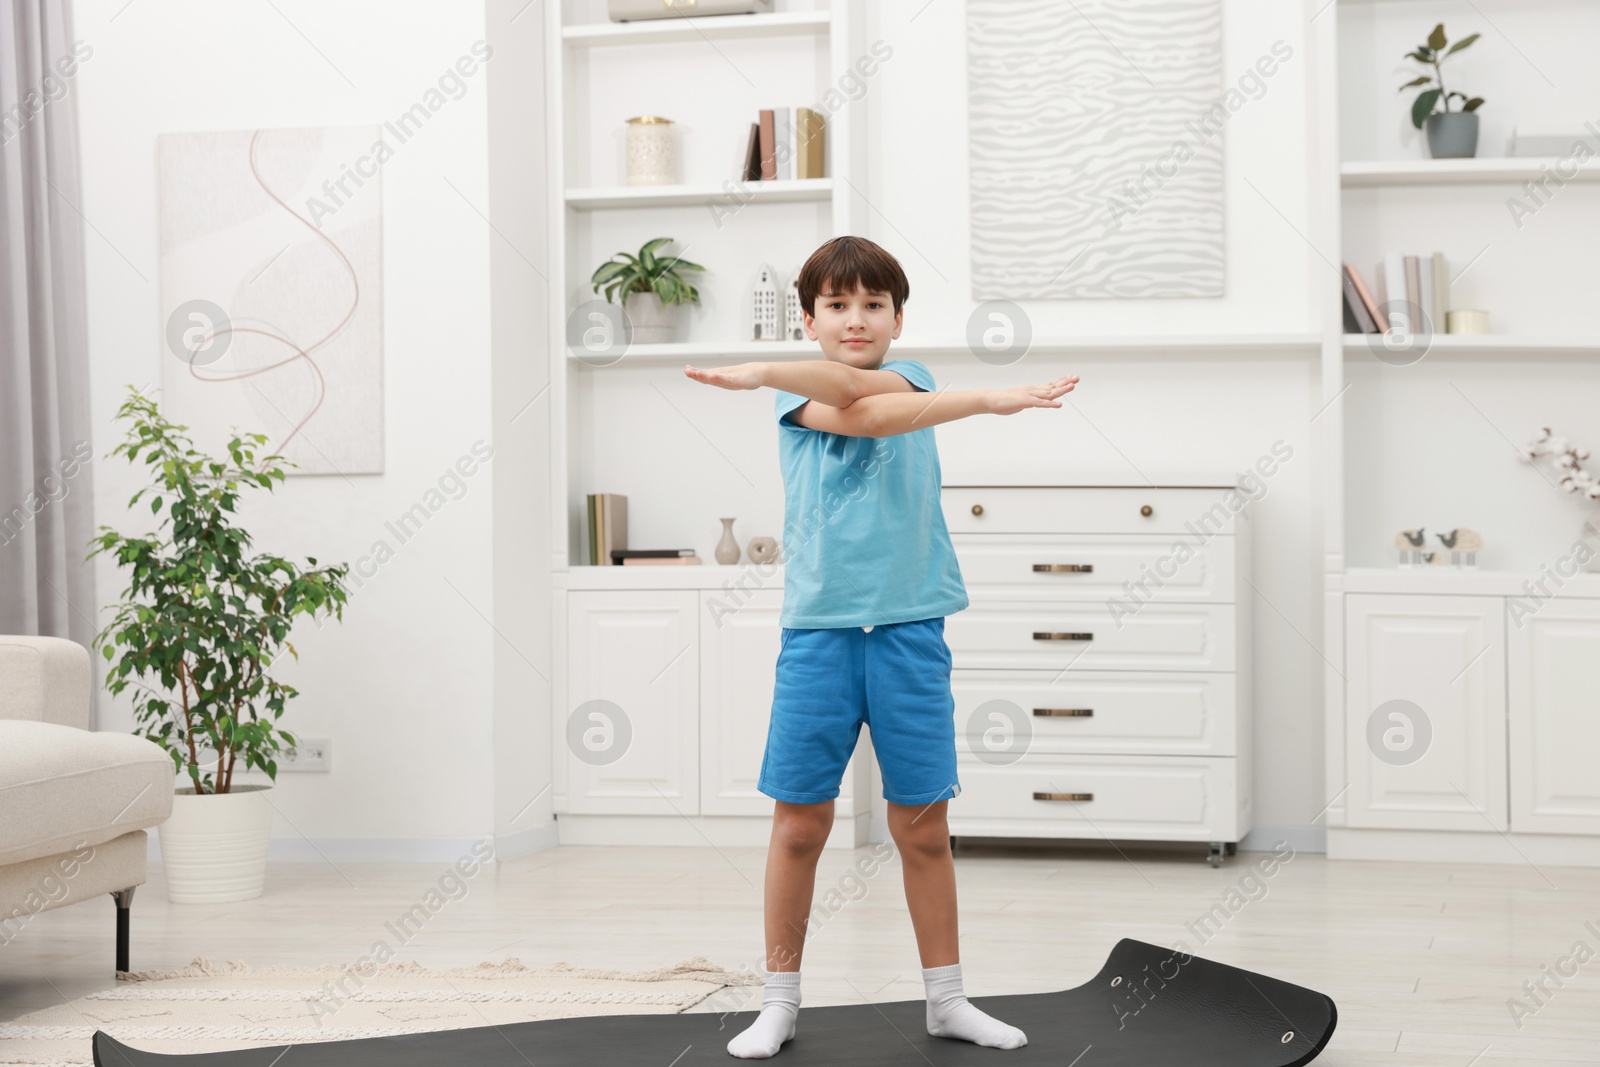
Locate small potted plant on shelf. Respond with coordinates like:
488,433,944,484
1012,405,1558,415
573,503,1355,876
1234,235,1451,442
1399,22,1484,159
591,236,705,345
88,386,352,903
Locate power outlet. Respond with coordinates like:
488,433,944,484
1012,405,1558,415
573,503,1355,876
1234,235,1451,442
282,737,331,772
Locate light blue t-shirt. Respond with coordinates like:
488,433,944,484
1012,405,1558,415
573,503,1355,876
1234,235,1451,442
774,359,969,629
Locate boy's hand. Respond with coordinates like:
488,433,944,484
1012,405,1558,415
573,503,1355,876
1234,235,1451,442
987,374,1080,415
684,363,764,390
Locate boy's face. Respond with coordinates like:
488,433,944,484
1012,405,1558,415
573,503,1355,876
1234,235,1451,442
802,284,903,368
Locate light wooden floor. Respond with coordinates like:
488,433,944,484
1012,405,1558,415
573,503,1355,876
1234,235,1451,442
3,838,1598,1065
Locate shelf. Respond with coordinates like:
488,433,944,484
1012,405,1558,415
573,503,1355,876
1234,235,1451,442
565,178,832,210
562,10,830,48
1343,334,1600,361
1341,158,1595,187
568,334,1322,366
1341,567,1600,597
557,564,783,590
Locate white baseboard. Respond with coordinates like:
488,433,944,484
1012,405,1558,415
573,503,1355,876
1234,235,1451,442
490,820,562,861
1241,823,1326,854
144,823,561,866
1329,826,1600,867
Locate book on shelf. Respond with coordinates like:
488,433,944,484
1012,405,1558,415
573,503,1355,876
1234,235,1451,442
754,106,825,182
1342,252,1450,336
1403,255,1422,334
742,122,761,182
586,493,627,566
612,549,702,566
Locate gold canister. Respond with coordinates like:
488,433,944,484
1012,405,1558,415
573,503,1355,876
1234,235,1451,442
1446,309,1490,334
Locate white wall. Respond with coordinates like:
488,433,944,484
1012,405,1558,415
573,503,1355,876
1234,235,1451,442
74,0,502,860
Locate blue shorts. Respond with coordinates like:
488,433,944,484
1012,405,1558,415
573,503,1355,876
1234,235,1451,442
758,616,962,806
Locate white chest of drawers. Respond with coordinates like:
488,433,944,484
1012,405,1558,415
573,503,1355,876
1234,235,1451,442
940,482,1254,865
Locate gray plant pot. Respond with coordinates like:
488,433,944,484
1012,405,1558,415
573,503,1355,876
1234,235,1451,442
1425,112,1479,159
621,290,681,345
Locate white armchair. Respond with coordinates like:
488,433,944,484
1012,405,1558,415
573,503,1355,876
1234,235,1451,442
0,635,173,972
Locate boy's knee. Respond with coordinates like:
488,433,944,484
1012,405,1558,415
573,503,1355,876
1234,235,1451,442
887,806,949,854
773,802,834,853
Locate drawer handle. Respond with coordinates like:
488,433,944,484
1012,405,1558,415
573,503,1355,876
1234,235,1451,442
1032,632,1094,641
971,504,983,516
1140,505,1154,517
1034,791,1094,802
1034,708,1093,717
1033,563,1094,573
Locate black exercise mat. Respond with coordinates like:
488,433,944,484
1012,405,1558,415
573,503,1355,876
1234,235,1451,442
93,937,1337,1066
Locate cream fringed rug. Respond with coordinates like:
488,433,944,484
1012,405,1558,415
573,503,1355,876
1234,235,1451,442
0,955,766,1067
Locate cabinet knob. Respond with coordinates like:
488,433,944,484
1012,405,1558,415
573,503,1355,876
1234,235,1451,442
971,504,984,516
1140,504,1154,517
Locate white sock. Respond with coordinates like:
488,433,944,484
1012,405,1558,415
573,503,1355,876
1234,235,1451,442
923,962,1027,1049
726,969,800,1059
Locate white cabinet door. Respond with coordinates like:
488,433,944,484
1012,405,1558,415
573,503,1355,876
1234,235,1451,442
564,591,699,815
700,589,783,816
1508,598,1600,835
1344,594,1507,831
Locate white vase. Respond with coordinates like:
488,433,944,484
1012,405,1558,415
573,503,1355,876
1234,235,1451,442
623,290,680,345
157,783,274,903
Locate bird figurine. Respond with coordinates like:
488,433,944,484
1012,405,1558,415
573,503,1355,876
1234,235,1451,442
1435,528,1483,567
1394,528,1427,566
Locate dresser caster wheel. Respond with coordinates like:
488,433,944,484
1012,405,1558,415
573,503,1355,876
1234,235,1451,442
1207,841,1229,867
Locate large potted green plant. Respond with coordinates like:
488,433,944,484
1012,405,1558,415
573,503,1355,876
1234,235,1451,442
1399,23,1483,159
89,387,351,903
590,236,704,344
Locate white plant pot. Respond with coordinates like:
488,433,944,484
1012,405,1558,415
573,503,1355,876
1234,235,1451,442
157,783,273,903
622,290,681,345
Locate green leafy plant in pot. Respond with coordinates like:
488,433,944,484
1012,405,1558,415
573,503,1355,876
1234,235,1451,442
590,236,704,345
89,386,351,903
1400,23,1483,159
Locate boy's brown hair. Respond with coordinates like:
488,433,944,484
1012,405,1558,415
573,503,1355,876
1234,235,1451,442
796,236,910,318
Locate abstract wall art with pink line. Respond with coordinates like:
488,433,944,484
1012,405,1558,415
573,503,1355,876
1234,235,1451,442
157,125,385,475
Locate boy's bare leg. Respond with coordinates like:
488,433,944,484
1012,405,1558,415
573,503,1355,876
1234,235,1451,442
728,799,833,1059
887,800,960,964
764,800,834,970
888,799,1028,1050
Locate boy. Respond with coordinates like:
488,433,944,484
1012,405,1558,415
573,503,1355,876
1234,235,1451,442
684,236,1078,1059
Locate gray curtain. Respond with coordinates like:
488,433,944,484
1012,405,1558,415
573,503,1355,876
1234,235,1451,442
1,0,100,726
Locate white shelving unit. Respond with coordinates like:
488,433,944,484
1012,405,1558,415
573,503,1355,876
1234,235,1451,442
544,2,877,849
1342,334,1600,360
561,9,831,48
1312,0,1600,865
1340,157,1599,187
565,177,833,210
546,1,868,575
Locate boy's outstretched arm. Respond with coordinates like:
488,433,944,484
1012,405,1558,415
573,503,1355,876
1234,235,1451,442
849,374,1080,438
683,361,921,407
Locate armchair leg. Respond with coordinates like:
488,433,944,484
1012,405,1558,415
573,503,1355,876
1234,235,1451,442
111,887,136,973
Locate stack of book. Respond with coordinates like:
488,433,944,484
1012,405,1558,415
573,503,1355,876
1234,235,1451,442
587,492,626,566
612,549,701,566
1342,252,1451,336
586,493,701,565
741,106,825,182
